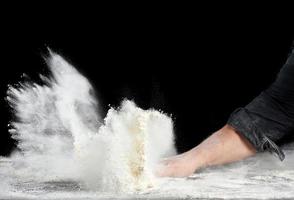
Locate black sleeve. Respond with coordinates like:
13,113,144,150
227,44,294,161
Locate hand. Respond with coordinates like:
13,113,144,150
155,125,256,178
155,151,200,177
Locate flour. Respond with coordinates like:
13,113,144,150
5,51,176,193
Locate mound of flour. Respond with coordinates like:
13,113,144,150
77,100,176,192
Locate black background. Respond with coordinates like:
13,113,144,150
1,8,294,156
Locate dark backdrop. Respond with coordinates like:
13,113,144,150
1,12,294,156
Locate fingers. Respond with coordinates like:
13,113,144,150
154,154,198,177
154,161,171,177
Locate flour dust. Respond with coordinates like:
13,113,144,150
3,51,176,194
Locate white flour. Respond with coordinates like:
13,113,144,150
5,51,176,193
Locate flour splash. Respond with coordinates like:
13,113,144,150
2,51,294,199
5,51,176,193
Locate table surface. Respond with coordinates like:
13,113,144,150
1,150,294,200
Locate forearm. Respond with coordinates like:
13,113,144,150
190,124,257,170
